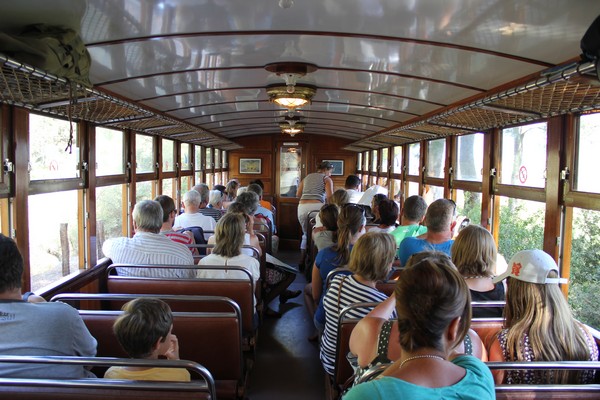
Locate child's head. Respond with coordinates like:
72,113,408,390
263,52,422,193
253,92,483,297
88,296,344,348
113,297,173,358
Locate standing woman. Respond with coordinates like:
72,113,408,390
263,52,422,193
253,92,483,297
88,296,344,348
451,225,505,318
296,161,334,266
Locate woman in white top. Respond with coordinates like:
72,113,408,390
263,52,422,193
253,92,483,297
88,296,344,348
199,212,260,311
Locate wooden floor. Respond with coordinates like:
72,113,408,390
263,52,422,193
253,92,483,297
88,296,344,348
247,250,325,400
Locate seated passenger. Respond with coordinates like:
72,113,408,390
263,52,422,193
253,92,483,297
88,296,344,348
369,193,387,224
247,183,276,234
366,198,398,233
105,298,190,382
103,200,195,278
320,232,394,376
451,225,505,318
344,174,363,204
195,183,223,221
198,213,260,311
344,251,495,400
397,198,455,266
206,190,225,222
311,205,366,335
224,179,239,203
390,195,428,247
349,252,486,384
312,204,338,252
0,234,97,379
174,190,217,240
489,249,599,384
314,189,349,229
154,194,197,256
249,179,272,210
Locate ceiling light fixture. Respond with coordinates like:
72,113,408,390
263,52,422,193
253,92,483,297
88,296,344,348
267,84,316,109
279,115,305,137
265,62,318,110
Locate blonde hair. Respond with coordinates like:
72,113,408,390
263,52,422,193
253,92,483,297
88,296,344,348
348,232,394,281
451,225,497,277
503,273,592,383
329,189,349,208
212,212,245,258
333,205,366,266
395,252,470,353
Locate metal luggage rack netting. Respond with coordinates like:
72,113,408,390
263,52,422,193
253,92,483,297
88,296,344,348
0,55,241,149
353,61,600,150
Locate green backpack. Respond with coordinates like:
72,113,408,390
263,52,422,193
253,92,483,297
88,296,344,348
0,23,92,87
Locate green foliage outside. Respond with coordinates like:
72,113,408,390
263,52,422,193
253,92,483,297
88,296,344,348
497,200,544,261
568,209,600,330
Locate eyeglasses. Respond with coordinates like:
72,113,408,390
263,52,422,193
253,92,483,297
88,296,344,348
343,203,366,216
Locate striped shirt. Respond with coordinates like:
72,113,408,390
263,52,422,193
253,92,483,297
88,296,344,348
174,212,216,240
301,173,326,202
199,207,224,223
161,230,194,246
102,232,195,278
320,274,388,375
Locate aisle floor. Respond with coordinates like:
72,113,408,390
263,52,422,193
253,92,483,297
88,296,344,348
246,250,326,400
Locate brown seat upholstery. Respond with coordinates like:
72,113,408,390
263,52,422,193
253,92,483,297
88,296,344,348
106,265,256,341
471,318,504,352
0,356,215,400
328,302,381,400
80,306,245,400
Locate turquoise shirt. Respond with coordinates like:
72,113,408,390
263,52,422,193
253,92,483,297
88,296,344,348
390,224,427,248
343,355,495,400
397,237,453,267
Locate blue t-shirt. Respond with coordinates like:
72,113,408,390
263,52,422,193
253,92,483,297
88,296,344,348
397,237,453,267
313,245,352,324
343,355,495,400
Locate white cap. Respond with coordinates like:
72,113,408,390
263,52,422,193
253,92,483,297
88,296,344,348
492,249,568,285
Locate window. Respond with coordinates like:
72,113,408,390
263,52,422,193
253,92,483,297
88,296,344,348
575,113,600,193
162,178,175,198
162,139,175,172
96,184,125,259
136,134,154,173
391,179,402,201
181,176,191,193
371,150,378,172
28,190,81,291
195,145,203,171
454,189,482,225
136,181,154,203
426,139,445,178
29,114,80,180
408,143,420,176
392,146,402,174
214,149,221,169
222,150,227,169
408,181,419,197
364,152,370,175
180,143,191,171
279,145,301,197
96,127,124,176
500,122,547,188
568,207,600,330
357,153,362,171
381,148,389,175
424,185,444,204
496,196,544,261
456,133,483,181
205,148,212,169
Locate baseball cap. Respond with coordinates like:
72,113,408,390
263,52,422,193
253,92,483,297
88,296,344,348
492,249,568,285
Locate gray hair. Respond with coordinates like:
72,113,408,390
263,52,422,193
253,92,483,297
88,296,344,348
247,183,263,198
192,184,210,204
234,191,259,215
183,190,201,207
425,199,456,233
209,190,223,207
236,186,247,197
132,200,163,233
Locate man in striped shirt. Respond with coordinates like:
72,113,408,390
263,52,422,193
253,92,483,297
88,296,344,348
102,200,195,278
155,195,198,256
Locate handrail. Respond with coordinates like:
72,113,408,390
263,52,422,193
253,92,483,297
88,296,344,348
0,355,216,396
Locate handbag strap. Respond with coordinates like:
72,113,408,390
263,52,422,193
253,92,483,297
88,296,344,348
336,275,349,314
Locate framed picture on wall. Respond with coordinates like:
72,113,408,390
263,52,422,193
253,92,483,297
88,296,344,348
323,159,344,176
239,158,262,174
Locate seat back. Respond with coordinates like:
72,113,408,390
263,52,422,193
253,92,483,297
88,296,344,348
0,356,215,400
325,267,351,289
489,362,600,399
80,308,243,399
106,265,255,335
333,302,381,392
471,317,504,352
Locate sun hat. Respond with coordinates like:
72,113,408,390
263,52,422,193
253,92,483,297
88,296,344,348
492,249,568,285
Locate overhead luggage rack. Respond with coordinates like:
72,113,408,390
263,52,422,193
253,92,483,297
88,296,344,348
0,54,241,150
